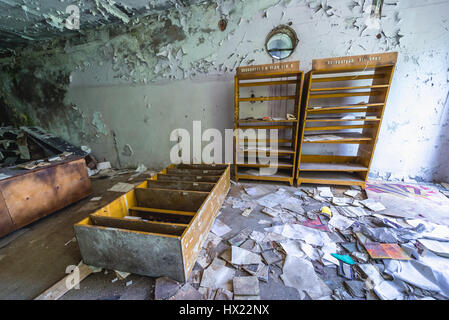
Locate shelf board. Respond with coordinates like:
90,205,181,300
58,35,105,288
307,103,384,113
237,125,295,130
303,132,372,143
310,84,389,92
300,162,368,171
237,139,293,143
239,96,296,102
311,74,386,83
238,119,298,123
311,64,395,75
236,169,293,180
304,124,376,131
309,91,382,99
298,171,365,186
306,117,380,123
236,161,294,168
239,80,298,87
237,147,295,154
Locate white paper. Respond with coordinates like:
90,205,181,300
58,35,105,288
210,219,232,237
418,239,449,258
231,246,262,265
317,187,333,198
108,182,135,192
328,215,355,230
280,255,332,299
200,258,235,290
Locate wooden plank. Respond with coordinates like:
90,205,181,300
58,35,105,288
310,84,389,91
307,103,384,112
311,73,386,82
239,79,298,87
239,95,296,102
312,52,398,71
300,162,368,171
90,214,187,236
146,180,214,192
180,166,231,279
298,171,365,185
306,117,380,122
34,262,92,300
134,188,208,212
237,61,300,76
129,208,193,224
156,174,220,183
309,91,381,99
237,119,298,123
128,206,195,216
237,125,295,129
304,124,375,131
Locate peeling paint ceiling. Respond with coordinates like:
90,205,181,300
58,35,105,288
0,0,209,49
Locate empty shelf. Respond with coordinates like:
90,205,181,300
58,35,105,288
300,163,368,171
298,171,365,186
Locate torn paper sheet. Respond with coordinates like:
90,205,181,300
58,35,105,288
244,185,271,198
257,189,290,208
328,215,355,230
200,258,235,290
210,219,232,237
360,199,386,211
344,189,360,198
265,224,331,247
281,197,304,214
418,239,449,258
317,187,333,198
279,240,307,259
280,255,332,299
108,182,135,193
231,246,262,265
261,207,282,217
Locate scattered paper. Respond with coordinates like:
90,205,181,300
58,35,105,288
231,246,262,265
281,255,332,299
200,258,235,291
108,182,135,193
210,219,232,237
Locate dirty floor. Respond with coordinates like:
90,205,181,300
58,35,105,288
1,171,449,300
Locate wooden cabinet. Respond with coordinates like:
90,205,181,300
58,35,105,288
296,52,397,188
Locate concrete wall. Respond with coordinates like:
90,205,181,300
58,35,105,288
0,0,448,182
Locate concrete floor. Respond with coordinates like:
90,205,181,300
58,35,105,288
0,172,340,300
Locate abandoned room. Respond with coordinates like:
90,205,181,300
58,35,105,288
0,0,448,304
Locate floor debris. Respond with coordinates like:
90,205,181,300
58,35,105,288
233,276,260,296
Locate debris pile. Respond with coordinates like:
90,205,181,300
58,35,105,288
154,181,449,300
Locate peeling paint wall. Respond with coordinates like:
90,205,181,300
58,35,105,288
0,0,448,182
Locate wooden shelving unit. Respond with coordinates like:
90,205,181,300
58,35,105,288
296,52,397,188
234,61,304,185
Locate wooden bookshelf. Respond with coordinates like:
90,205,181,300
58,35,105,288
234,61,304,185
296,52,397,188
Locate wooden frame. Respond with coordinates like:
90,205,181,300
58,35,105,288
296,52,397,188
234,61,304,185
74,163,230,282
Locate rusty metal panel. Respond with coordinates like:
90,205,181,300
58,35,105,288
0,157,91,237
75,224,186,282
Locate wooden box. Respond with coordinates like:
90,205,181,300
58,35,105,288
0,156,91,238
74,163,230,282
